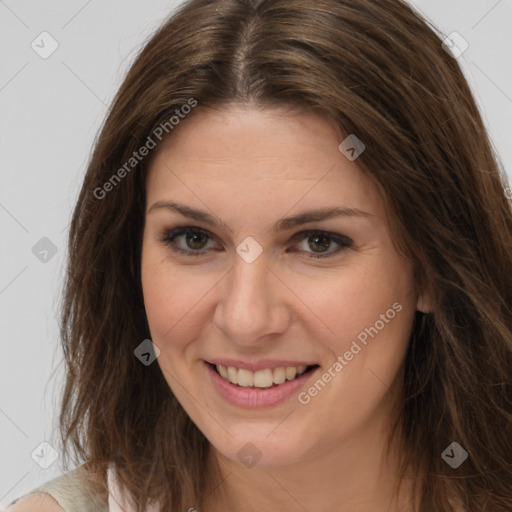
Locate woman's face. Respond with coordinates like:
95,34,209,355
141,104,426,467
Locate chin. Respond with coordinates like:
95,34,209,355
208,424,316,468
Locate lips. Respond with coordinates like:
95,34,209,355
204,361,321,408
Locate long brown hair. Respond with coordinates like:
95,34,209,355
57,0,512,510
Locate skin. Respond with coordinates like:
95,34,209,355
7,493,64,511
141,104,431,512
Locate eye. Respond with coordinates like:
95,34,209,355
159,227,217,257
159,227,352,259
288,230,352,259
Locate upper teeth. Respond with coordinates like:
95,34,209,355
216,364,309,388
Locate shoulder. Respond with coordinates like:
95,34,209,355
7,492,65,511
6,464,108,512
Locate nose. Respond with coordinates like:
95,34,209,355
212,250,291,347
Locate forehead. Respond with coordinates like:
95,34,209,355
146,104,385,219
151,105,342,170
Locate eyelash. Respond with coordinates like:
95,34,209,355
158,226,352,259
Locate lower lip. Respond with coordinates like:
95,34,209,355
204,362,319,408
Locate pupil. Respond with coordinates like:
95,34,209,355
310,235,329,252
188,233,207,249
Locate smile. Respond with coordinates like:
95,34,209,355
204,360,320,408
213,363,314,388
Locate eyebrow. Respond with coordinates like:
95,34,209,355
146,200,372,234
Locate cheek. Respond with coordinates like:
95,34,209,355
141,246,181,343
141,249,214,350
291,258,415,351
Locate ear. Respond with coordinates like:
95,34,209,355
416,292,432,314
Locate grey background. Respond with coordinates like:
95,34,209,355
1,0,511,506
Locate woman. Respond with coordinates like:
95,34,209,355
9,0,512,510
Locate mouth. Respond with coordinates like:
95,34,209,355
206,362,320,389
